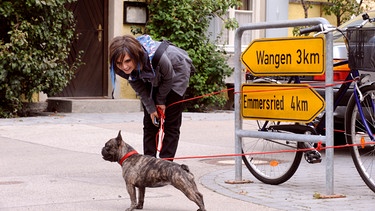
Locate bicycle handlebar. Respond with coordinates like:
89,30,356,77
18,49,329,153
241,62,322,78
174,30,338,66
299,24,324,35
299,13,374,36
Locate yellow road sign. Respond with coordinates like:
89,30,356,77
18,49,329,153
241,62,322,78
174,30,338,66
241,83,325,122
241,37,325,76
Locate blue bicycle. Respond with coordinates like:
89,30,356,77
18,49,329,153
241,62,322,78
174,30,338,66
241,13,375,192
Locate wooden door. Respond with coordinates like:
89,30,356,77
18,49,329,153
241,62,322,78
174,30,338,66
56,0,108,97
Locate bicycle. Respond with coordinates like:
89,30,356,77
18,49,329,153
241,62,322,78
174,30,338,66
241,13,375,192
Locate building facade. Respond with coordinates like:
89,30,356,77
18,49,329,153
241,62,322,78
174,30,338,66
47,0,369,102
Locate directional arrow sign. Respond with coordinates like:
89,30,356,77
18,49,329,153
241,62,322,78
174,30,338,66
241,37,325,76
241,84,325,122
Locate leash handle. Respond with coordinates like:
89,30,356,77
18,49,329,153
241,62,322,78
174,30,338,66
156,107,165,152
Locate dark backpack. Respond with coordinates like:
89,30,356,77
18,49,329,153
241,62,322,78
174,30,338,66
136,34,170,71
137,34,195,74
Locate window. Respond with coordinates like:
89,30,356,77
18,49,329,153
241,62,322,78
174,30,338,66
207,0,259,52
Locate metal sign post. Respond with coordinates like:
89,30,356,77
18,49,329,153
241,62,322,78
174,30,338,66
234,18,334,195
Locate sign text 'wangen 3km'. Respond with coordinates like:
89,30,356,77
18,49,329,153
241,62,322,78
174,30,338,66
241,37,325,76
241,84,325,122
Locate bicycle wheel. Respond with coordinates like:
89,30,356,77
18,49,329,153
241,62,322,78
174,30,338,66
242,120,303,185
346,84,375,192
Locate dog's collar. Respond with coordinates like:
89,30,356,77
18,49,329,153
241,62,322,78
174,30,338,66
118,150,138,166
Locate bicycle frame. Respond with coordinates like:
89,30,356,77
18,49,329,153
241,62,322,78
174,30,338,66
353,80,375,142
314,61,357,135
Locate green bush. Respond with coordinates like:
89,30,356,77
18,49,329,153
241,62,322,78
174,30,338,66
145,0,240,111
0,0,81,117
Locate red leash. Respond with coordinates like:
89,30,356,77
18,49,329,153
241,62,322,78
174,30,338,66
154,87,234,152
153,82,357,159
155,107,165,152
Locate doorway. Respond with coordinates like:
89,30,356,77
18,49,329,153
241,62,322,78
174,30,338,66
56,0,108,97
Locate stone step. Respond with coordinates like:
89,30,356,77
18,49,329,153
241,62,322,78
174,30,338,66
47,97,141,113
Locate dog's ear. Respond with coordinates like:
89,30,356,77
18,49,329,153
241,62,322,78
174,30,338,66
116,130,122,145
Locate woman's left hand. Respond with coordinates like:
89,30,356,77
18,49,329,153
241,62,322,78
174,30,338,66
156,105,166,114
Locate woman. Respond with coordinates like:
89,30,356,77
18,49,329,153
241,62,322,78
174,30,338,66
109,35,194,160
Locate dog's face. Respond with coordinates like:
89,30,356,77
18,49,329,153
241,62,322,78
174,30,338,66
101,131,123,162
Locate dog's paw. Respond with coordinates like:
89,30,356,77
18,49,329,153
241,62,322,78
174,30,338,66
136,204,143,209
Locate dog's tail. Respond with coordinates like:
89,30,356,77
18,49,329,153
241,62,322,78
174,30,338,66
180,164,190,173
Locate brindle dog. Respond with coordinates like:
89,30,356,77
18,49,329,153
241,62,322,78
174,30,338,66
101,131,206,211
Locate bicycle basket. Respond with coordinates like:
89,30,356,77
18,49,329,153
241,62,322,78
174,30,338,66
347,27,375,72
